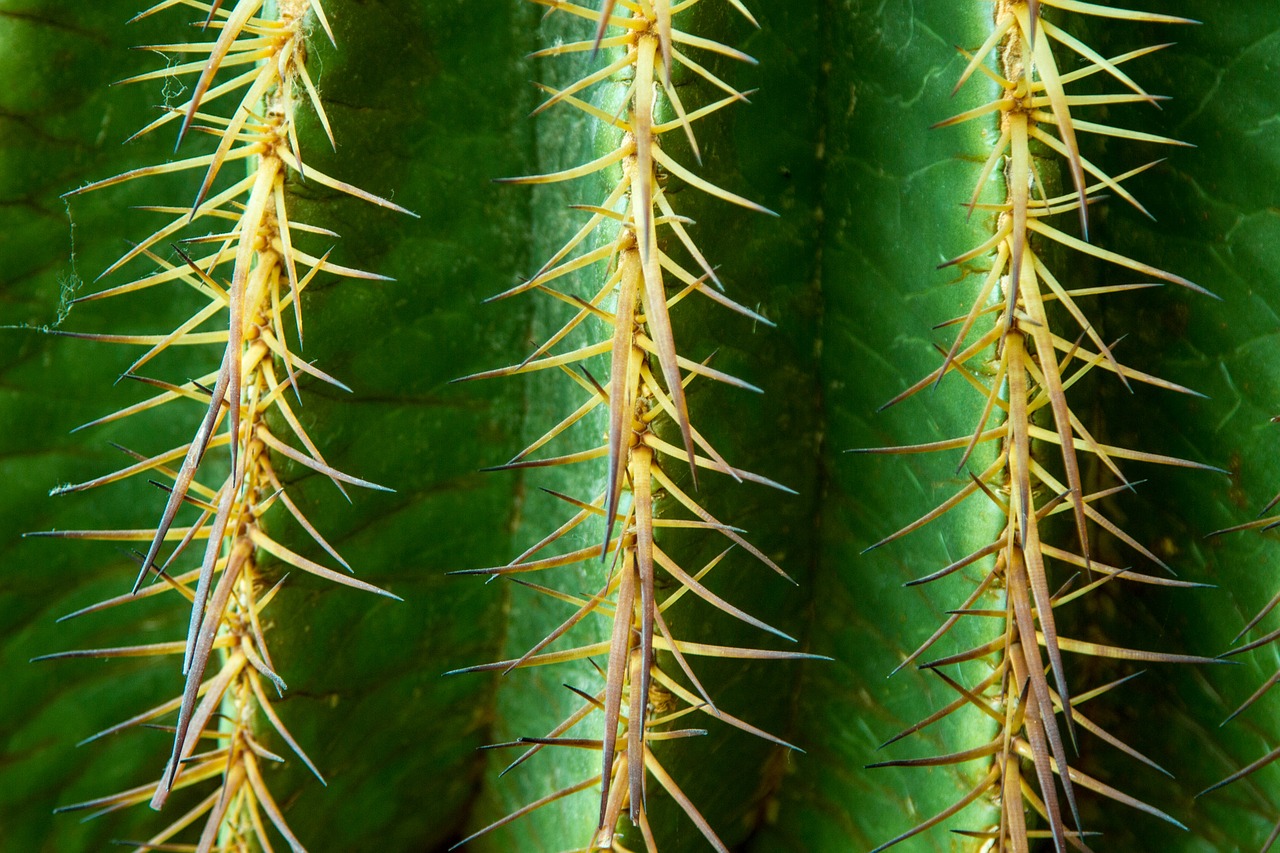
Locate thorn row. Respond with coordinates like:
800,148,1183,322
458,1,790,848
49,2,405,850
868,3,1201,851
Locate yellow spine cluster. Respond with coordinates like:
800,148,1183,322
865,3,1214,850
44,2,411,848
451,1,817,848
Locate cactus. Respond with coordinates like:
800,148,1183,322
3,1,1280,851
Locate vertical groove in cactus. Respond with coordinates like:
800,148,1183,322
747,3,1008,849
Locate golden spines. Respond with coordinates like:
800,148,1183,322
455,1,809,848
45,1,408,848
867,3,1213,850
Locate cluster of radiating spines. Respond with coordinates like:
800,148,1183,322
450,1,817,848
859,3,1221,851
34,1,411,849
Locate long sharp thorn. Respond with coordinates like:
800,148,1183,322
133,351,230,594
592,0,618,57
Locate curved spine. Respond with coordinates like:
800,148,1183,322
40,1,410,848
